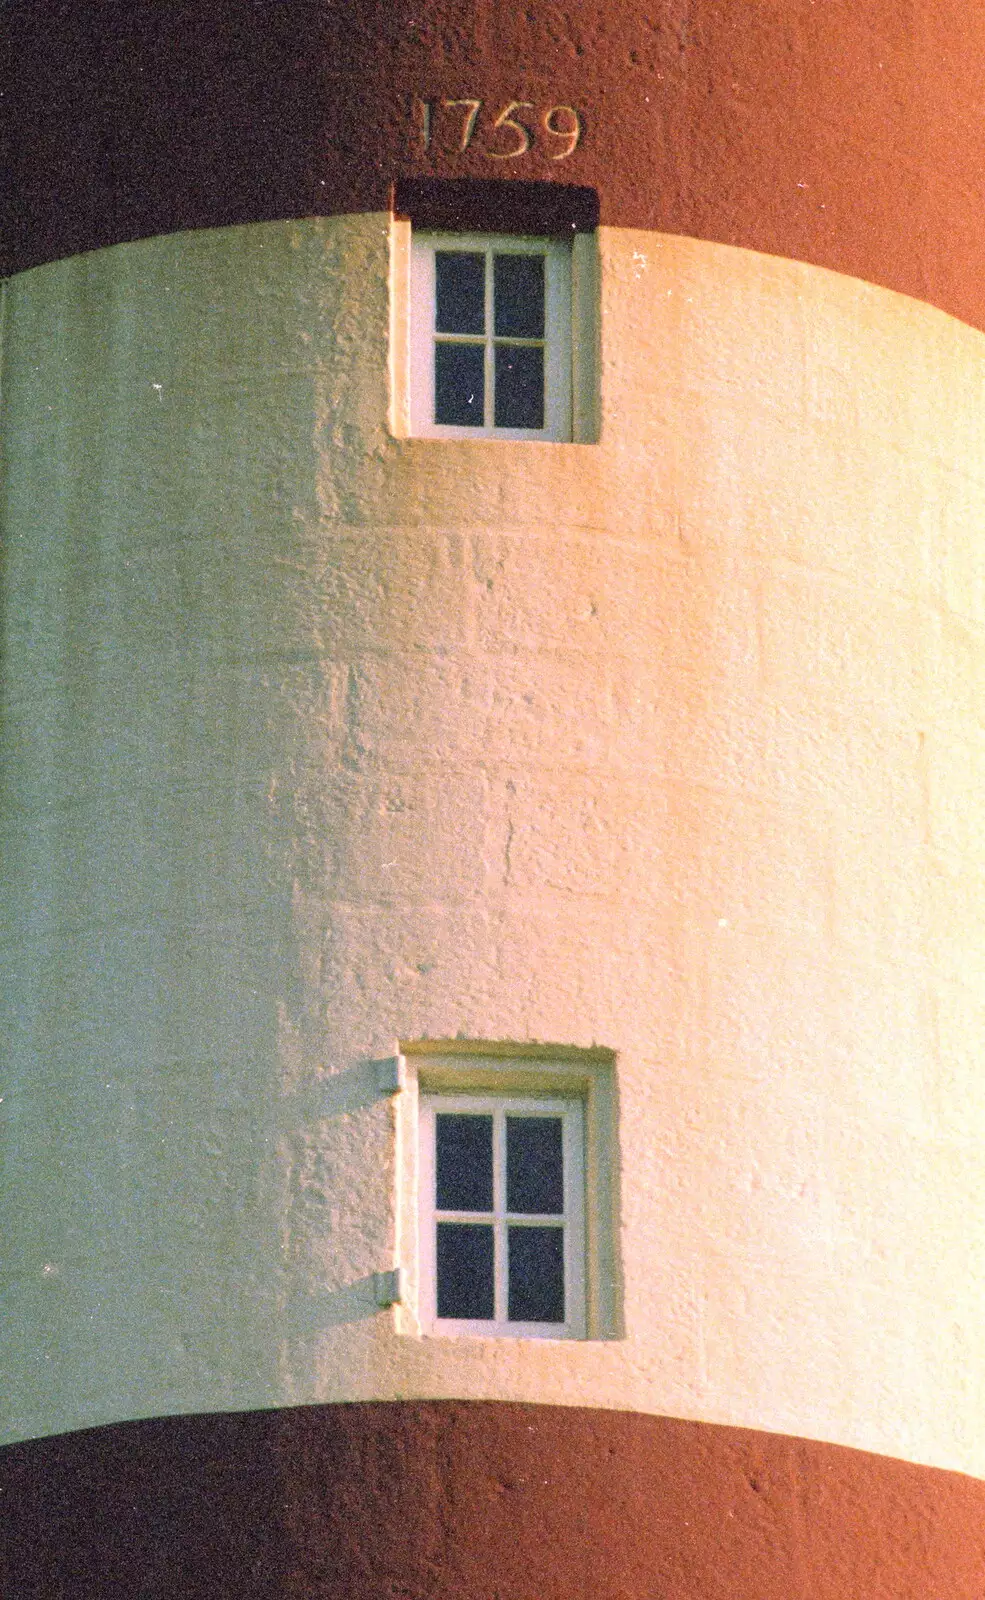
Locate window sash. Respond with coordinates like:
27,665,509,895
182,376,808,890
419,1093,586,1337
410,233,572,441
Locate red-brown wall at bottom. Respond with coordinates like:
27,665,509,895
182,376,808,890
2,1400,984,1598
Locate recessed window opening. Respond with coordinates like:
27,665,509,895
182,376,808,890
396,1040,619,1341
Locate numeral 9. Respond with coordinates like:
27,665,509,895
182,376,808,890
543,105,581,160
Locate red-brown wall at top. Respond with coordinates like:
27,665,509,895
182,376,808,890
2,0,984,328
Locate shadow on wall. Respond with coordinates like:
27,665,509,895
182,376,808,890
286,1272,390,1333
281,1056,402,1333
280,1056,399,1126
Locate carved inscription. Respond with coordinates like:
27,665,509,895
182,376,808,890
414,98,582,161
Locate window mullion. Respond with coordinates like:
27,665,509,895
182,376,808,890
493,1106,507,1323
484,248,495,430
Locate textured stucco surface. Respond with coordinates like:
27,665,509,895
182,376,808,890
5,1402,985,1599
7,0,985,333
4,216,985,1475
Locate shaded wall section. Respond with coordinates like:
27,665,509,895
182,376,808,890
3,0,985,329
3,1401,985,1599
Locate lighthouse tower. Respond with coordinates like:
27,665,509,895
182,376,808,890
5,3,985,1594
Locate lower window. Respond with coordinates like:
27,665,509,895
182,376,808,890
419,1093,585,1337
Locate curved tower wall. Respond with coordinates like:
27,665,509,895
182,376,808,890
5,3,985,1594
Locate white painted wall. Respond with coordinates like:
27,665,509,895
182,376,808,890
4,216,985,1477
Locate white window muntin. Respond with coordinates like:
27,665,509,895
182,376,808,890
410,232,572,441
419,1093,586,1338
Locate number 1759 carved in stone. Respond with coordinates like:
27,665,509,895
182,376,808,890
414,97,582,160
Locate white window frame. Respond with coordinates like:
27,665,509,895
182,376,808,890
409,232,573,441
418,1091,586,1338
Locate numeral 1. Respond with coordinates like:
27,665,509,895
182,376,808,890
414,97,432,150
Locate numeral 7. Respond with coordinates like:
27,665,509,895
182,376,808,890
443,99,482,152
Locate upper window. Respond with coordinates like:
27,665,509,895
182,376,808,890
418,1091,586,1337
410,233,572,440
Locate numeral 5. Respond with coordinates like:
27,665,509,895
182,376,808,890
487,101,534,159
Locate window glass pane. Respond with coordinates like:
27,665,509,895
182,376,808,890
507,1226,565,1322
435,252,485,334
494,254,545,338
436,1113,493,1211
435,343,485,427
506,1116,564,1214
494,344,544,430
437,1223,495,1319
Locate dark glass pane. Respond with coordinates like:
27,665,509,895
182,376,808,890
437,1223,494,1319
494,254,545,338
494,344,544,430
507,1226,565,1323
506,1116,564,1214
435,342,485,426
436,1114,493,1211
435,252,485,334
